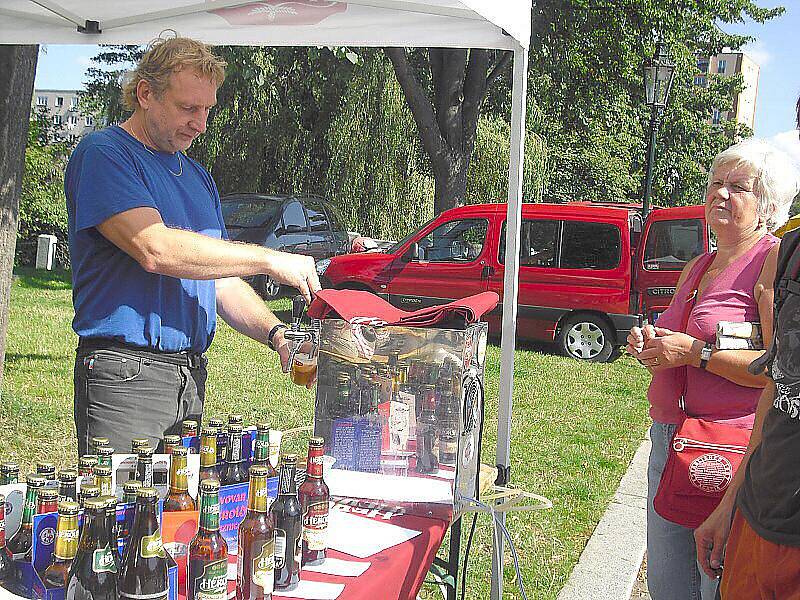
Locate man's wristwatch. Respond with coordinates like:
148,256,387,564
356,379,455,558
267,323,288,351
699,342,713,370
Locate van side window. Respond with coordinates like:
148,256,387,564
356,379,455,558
417,219,488,263
498,220,559,267
644,219,704,271
561,221,620,269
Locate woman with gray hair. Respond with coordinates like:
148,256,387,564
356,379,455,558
627,138,800,600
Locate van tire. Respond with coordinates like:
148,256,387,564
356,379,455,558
557,314,614,362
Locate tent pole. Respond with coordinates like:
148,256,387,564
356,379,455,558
491,43,527,600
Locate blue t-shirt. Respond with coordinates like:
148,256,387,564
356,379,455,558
65,126,227,353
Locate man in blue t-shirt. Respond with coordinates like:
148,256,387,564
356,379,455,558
65,37,321,456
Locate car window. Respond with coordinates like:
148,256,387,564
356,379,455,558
221,201,281,229
324,203,347,233
416,219,488,263
644,218,705,271
498,219,559,267
305,202,331,233
388,216,437,253
281,201,308,233
561,221,621,269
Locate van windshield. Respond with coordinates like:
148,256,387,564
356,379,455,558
387,216,436,254
221,200,282,229
643,219,705,271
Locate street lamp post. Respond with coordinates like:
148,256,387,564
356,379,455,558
642,39,676,218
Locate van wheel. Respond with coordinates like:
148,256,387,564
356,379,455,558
557,314,614,362
255,275,281,300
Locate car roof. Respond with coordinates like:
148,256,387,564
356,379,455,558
440,202,639,220
220,192,332,206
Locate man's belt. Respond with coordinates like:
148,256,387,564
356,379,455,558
77,338,206,368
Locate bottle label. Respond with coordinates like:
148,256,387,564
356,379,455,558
192,558,227,600
93,546,118,573
140,531,167,559
274,530,286,569
303,502,329,551
53,523,80,559
252,539,275,592
200,439,216,467
229,436,242,463
306,452,324,479
254,438,269,461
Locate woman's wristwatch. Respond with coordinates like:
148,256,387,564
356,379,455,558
699,342,713,369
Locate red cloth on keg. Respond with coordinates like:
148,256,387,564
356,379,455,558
308,289,499,327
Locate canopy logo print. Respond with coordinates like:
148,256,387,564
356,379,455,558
211,1,346,26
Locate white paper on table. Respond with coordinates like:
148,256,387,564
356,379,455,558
272,580,345,600
303,557,371,577
327,509,421,558
326,468,453,504
432,469,456,480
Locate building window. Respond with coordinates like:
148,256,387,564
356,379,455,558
712,109,722,125
693,75,707,87
697,58,709,73
717,59,726,74
36,96,47,106
68,115,78,126
56,96,64,107
69,134,78,143
85,115,95,126
53,115,62,125
70,97,78,110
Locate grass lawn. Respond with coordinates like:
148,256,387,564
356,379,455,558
1,267,652,599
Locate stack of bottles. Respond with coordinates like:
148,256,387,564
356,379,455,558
0,417,331,600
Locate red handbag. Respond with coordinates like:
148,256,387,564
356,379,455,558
652,253,753,529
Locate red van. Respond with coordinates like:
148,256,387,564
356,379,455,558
316,202,709,361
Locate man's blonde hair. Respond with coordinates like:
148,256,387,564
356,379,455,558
122,37,227,111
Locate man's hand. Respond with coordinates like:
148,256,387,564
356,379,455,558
695,501,734,579
272,329,317,389
266,252,321,304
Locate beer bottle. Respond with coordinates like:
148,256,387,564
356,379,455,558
118,487,168,600
100,496,120,566
298,438,329,566
59,469,79,502
78,455,98,486
8,475,46,560
236,465,274,600
1,462,19,485
228,415,252,466
0,493,14,584
37,461,57,482
38,488,60,514
188,480,228,600
43,500,81,588
270,455,301,591
90,437,110,456
122,481,142,505
199,427,220,484
209,419,227,472
66,498,118,600
436,380,458,466
79,484,101,509
182,420,199,438
96,446,114,469
415,386,439,474
162,435,182,455
135,446,154,488
164,447,196,512
252,423,278,478
131,439,150,454
228,414,244,427
94,465,113,497
222,424,249,485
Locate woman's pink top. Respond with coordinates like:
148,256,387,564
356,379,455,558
648,234,778,426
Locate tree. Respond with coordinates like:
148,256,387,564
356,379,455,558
0,44,38,395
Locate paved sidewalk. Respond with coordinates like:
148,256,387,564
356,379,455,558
557,437,650,600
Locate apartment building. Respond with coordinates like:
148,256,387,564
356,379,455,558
32,89,97,143
695,52,759,131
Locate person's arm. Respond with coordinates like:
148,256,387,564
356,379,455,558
97,207,321,301
694,380,775,577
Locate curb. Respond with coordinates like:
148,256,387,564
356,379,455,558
557,437,651,600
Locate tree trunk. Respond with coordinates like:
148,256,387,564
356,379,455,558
0,45,38,396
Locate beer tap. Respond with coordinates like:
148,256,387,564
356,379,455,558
284,294,317,369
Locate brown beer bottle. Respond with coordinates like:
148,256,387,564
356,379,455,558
59,469,79,502
1,462,19,485
209,419,227,471
270,455,301,591
163,435,182,454
188,479,228,600
135,446,154,488
8,475,46,560
236,465,275,600
42,500,81,588
93,465,113,497
78,455,98,486
199,427,220,484
100,495,120,566
131,439,150,454
79,484,101,509
37,461,57,483
90,437,110,456
164,446,196,512
118,487,168,600
38,488,60,514
252,423,278,479
298,437,330,565
0,493,14,584
222,424,249,485
66,498,118,600
182,420,199,438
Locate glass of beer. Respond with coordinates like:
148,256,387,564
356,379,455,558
291,350,318,387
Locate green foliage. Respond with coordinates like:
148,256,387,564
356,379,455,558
17,111,70,267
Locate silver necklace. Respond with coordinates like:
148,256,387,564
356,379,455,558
130,124,183,177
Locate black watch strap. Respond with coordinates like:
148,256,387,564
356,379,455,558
267,323,288,350
699,342,713,370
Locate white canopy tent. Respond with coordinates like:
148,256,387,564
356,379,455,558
0,2,530,597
